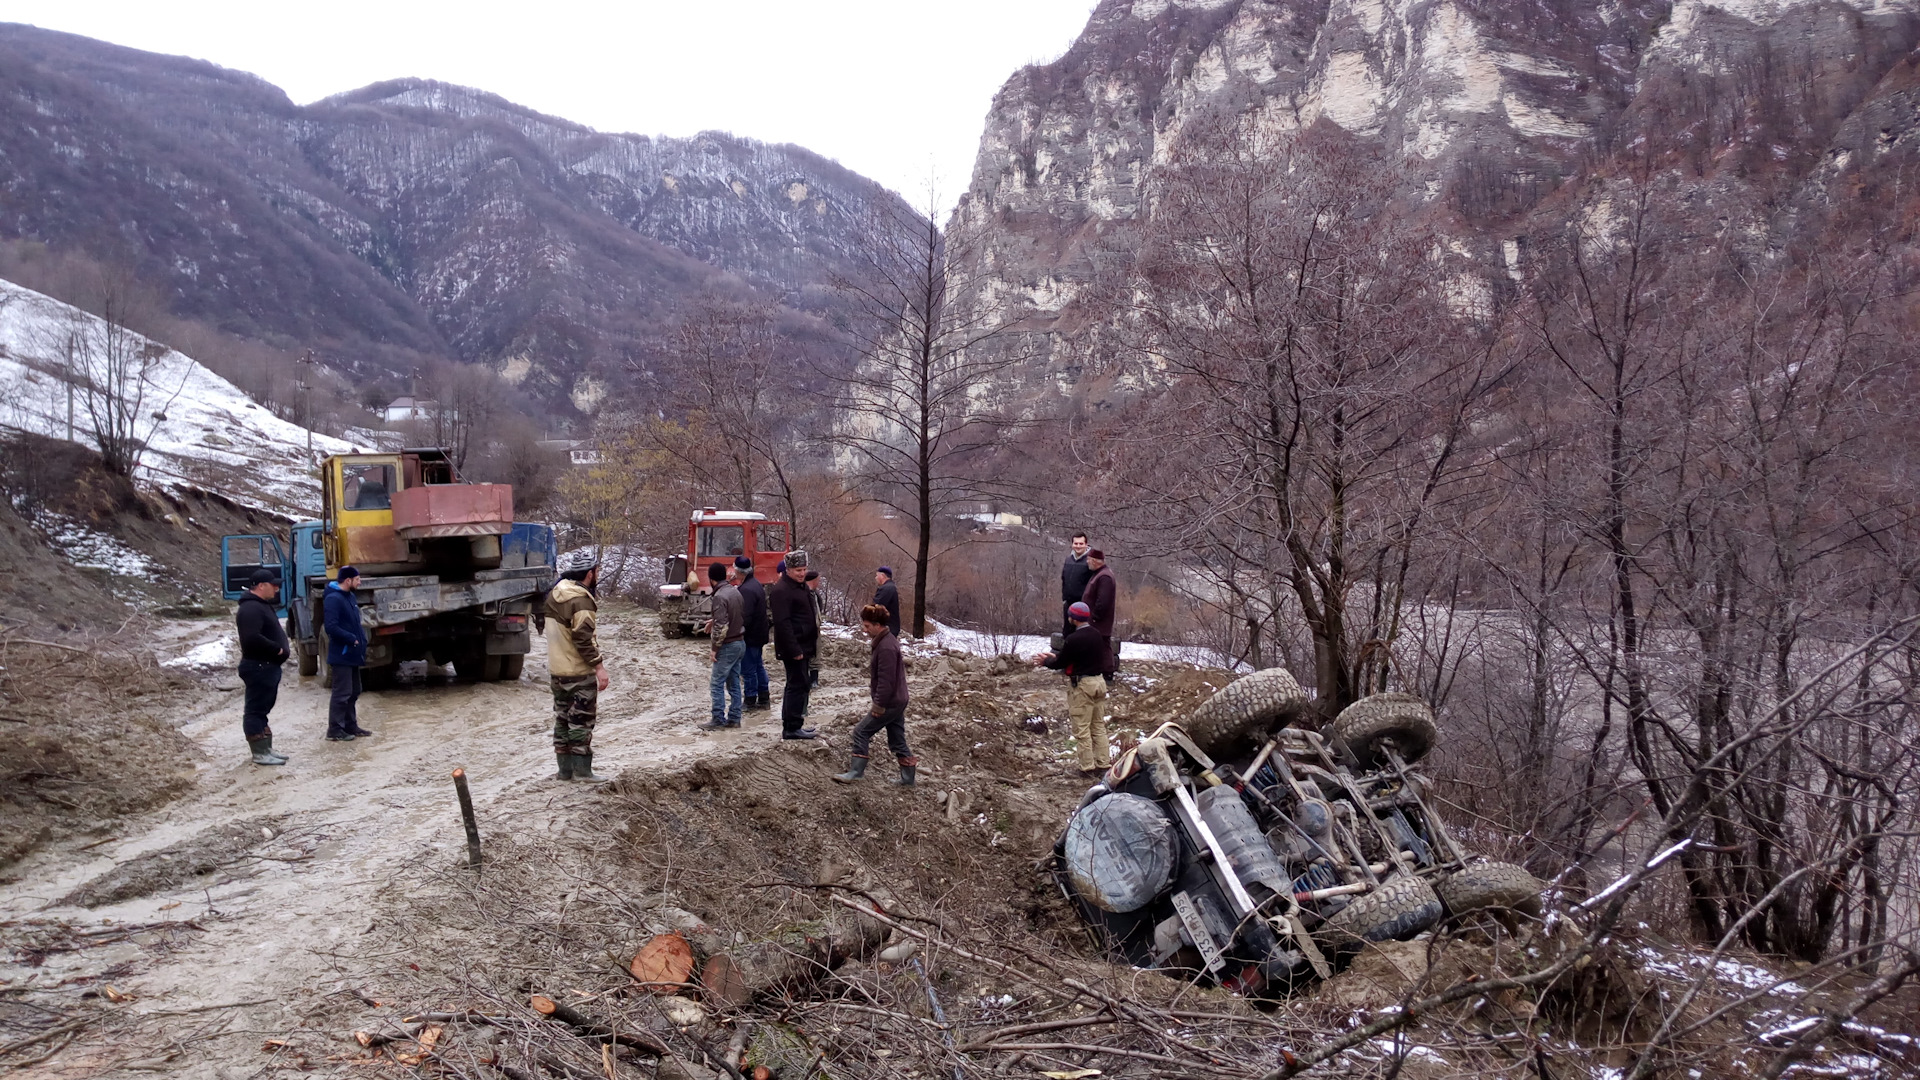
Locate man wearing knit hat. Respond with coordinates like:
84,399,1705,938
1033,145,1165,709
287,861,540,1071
768,550,819,739
735,555,772,710
1034,601,1111,774
872,567,901,637
1081,548,1119,678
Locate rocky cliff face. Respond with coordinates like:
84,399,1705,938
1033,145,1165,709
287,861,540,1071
951,0,1920,367
0,26,905,412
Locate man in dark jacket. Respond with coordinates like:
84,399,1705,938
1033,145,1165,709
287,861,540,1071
1081,548,1119,676
833,603,917,786
1034,602,1111,774
323,565,373,742
735,556,772,710
768,550,819,740
235,568,290,765
1061,532,1094,636
872,567,902,637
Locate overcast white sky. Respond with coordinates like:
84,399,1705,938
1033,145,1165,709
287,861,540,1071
0,0,1099,216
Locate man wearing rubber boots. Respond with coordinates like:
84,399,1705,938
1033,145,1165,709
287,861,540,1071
768,549,819,739
833,603,917,786
545,550,610,781
1035,601,1111,775
234,568,290,765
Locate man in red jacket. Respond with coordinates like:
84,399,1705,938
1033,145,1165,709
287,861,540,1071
833,603,918,786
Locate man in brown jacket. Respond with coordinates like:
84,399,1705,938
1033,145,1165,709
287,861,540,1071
833,603,917,786
545,550,610,781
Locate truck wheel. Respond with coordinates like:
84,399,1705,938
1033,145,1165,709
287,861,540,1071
481,653,504,682
499,655,525,681
1312,874,1444,967
1436,861,1543,918
452,653,485,682
318,630,332,688
1332,693,1438,768
1185,668,1308,760
362,664,396,691
293,616,318,677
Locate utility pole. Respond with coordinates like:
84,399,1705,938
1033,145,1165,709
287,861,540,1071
296,349,317,468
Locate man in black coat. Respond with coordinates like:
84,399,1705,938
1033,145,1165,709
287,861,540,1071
768,550,819,740
735,556,772,710
1081,548,1119,675
872,566,902,637
1061,532,1094,636
234,568,290,766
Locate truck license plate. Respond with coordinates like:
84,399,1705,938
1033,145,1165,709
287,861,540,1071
387,598,430,611
1171,890,1226,973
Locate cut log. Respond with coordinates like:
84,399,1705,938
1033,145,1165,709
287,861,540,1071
630,932,696,991
700,954,750,1009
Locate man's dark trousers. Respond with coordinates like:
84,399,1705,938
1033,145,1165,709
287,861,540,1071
328,665,363,738
238,658,281,740
781,656,812,734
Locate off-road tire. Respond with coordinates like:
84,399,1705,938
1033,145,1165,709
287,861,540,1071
1185,668,1309,760
1332,693,1438,767
499,655,526,680
1313,874,1444,966
1436,861,1543,918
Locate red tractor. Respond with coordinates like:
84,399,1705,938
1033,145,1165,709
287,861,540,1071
657,508,789,637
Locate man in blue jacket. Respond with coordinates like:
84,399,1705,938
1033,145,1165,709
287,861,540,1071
323,565,373,741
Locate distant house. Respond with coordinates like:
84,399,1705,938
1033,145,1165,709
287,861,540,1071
382,397,439,423
538,438,600,466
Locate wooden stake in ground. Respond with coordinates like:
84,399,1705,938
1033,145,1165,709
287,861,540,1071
451,768,481,868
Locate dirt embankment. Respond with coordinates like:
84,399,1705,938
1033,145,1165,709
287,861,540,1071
2,608,1910,1080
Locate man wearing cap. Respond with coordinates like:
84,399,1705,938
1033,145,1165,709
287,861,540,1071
872,567,901,638
736,555,772,711
703,562,747,730
1081,548,1119,677
768,550,819,739
322,566,373,742
1034,601,1111,774
235,568,290,765
545,551,610,780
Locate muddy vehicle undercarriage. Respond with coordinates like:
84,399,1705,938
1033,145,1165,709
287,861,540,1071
1050,669,1542,998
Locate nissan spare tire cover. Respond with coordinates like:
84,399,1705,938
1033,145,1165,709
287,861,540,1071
1063,794,1177,913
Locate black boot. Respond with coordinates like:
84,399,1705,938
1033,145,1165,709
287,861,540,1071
571,751,609,783
832,755,869,784
893,756,918,787
247,737,287,766
553,753,574,781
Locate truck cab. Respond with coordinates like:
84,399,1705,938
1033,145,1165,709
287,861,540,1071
657,508,789,638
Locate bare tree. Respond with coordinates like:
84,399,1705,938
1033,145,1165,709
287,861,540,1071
1097,120,1512,717
40,268,187,477
828,190,1034,636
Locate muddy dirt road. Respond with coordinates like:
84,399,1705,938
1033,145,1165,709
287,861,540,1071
0,608,870,1078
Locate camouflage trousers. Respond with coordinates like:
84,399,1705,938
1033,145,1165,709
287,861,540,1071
551,675,598,754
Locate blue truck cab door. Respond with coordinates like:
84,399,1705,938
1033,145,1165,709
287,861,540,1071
221,534,290,616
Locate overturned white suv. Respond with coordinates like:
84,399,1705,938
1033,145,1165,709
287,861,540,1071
1049,669,1542,997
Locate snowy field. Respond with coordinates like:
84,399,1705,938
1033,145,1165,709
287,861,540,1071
0,278,357,516
920,619,1242,670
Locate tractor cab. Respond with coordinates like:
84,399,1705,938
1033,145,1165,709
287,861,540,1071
656,508,789,638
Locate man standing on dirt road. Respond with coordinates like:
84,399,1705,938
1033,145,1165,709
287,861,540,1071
703,562,747,731
736,555,772,711
545,551,610,781
1061,532,1094,637
235,568,290,766
833,603,917,786
873,567,901,638
1082,549,1119,677
1034,602,1111,775
323,566,373,742
769,550,819,740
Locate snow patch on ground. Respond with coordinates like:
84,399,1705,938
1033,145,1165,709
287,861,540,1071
20,502,157,578
1634,945,1807,996
920,620,1243,669
163,637,236,670
0,277,358,516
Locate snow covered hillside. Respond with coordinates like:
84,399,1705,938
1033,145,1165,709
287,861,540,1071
0,278,356,516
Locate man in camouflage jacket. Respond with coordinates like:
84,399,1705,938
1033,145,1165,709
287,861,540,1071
545,550,610,781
